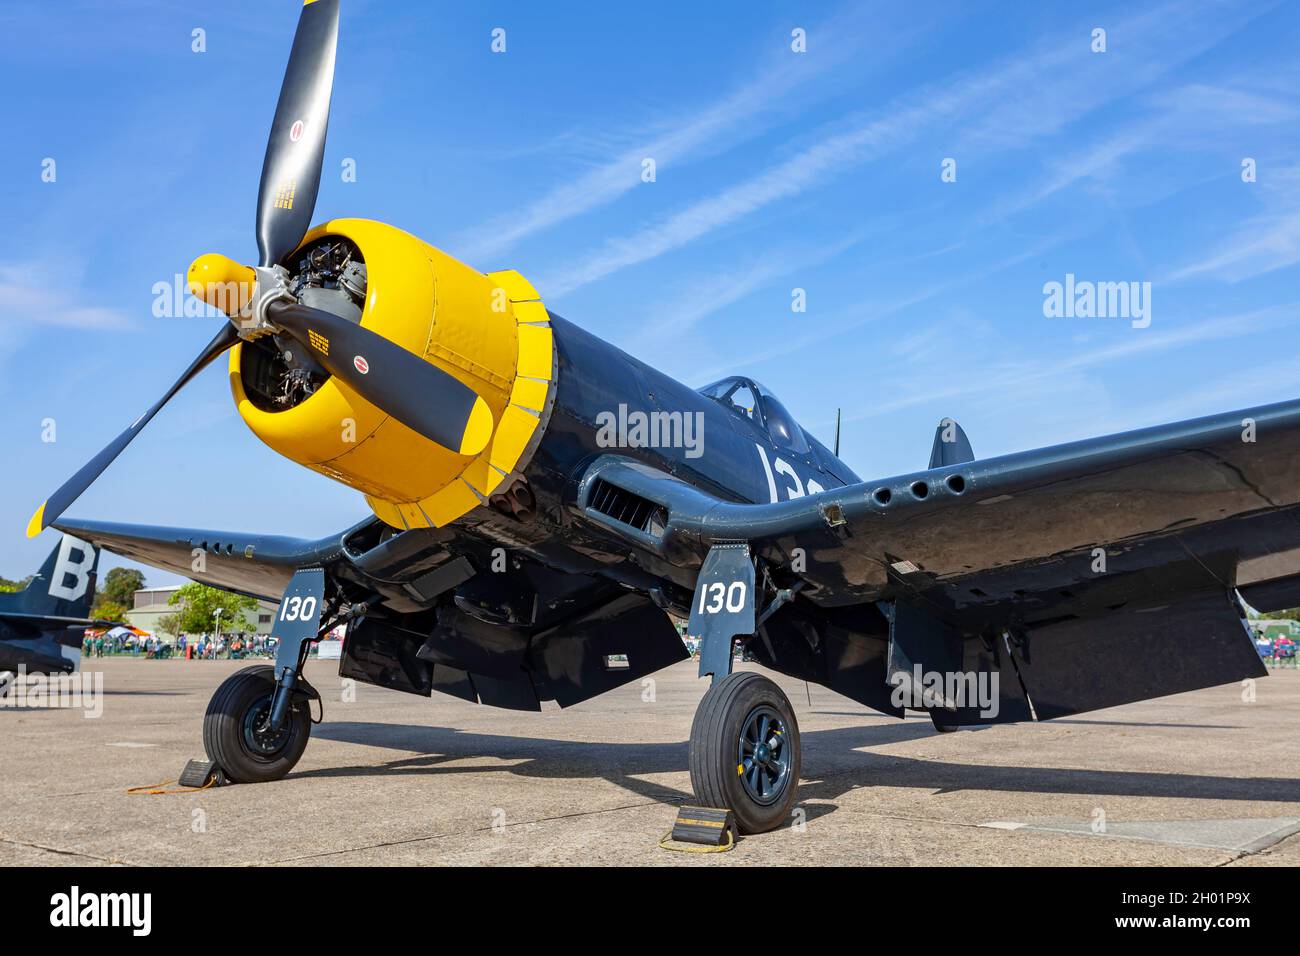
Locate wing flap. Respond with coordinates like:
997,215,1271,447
1012,589,1265,721
921,589,1264,727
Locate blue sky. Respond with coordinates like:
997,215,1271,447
2,0,1299,584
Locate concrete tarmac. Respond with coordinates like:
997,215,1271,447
1,658,1297,866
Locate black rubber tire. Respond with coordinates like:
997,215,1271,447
930,713,959,733
689,671,801,834
203,665,310,784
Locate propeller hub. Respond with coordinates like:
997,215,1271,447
187,254,257,319
187,254,294,339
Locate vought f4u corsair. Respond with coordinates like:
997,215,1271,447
29,0,1296,832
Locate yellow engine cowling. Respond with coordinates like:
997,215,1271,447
224,218,555,530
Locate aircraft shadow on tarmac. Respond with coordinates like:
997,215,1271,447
811,711,1242,729
0,689,189,708
309,718,1299,827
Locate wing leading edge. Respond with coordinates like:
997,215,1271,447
48,518,352,602
667,395,1300,608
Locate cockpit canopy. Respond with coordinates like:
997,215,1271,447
698,376,811,454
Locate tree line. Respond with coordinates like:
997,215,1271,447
90,568,258,639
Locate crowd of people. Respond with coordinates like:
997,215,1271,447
83,632,168,658
173,633,277,660
82,632,277,660
1255,634,1298,667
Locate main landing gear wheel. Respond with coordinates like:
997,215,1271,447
203,665,311,784
930,712,959,733
689,671,801,834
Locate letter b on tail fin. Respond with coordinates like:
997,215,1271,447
17,534,99,617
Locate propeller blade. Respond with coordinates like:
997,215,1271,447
267,300,494,456
255,0,340,267
27,325,239,538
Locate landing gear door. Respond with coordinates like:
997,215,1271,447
272,568,326,680
689,543,756,681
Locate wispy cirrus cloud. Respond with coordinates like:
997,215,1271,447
0,261,126,332
622,38,1299,381
1165,164,1300,284
980,80,1298,228
540,0,1275,297
1082,353,1300,436
623,224,881,352
685,234,1066,384
451,4,921,266
840,301,1300,428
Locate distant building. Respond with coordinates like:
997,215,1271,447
127,585,279,646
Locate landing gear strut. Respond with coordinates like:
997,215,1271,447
686,543,803,834
203,567,328,784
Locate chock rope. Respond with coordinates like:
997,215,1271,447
657,829,735,854
126,778,216,796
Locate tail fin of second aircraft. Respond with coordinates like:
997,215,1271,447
0,535,100,619
929,418,975,469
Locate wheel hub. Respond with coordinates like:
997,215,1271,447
243,697,292,756
737,704,792,807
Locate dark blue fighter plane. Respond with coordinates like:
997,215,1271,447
0,536,102,678
22,1,1289,832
